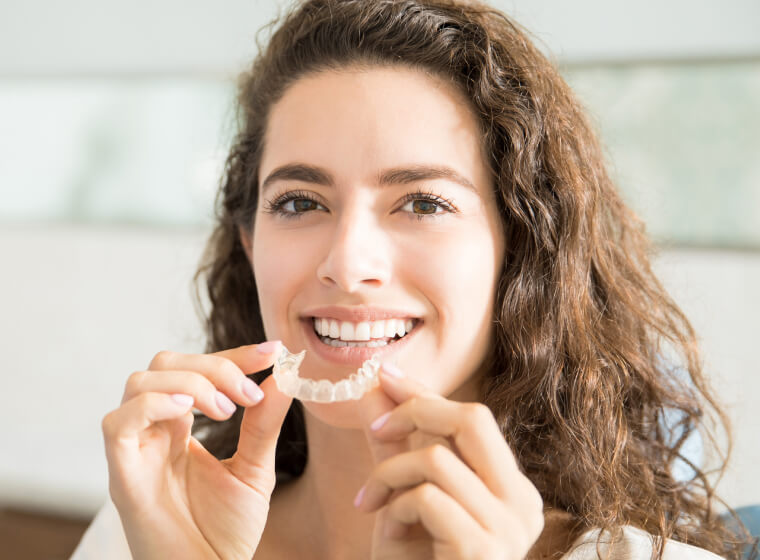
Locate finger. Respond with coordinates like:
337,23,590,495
149,341,281,374
369,391,518,502
212,340,282,374
165,409,195,463
384,482,487,552
357,444,504,533
376,361,443,405
357,366,408,465
145,343,280,406
373,363,455,460
224,372,294,493
122,369,253,421
103,392,195,471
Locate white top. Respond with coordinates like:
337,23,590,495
70,498,725,560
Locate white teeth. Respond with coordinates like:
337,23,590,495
354,322,371,341
312,317,418,341
339,322,354,340
370,321,385,338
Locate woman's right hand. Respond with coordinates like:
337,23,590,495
102,341,291,560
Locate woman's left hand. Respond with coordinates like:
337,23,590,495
356,363,545,560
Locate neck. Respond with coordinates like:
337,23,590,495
272,407,377,559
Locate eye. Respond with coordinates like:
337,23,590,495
396,189,456,222
261,187,457,221
261,189,327,220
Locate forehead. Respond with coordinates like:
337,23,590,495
259,65,490,193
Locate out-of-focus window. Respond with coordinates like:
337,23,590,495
2,61,758,247
565,60,760,249
0,79,235,227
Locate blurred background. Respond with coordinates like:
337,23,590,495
1,0,758,558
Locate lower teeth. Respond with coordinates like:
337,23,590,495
318,335,401,348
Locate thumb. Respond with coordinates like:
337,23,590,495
225,364,294,492
358,362,409,465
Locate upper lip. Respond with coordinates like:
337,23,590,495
301,305,423,323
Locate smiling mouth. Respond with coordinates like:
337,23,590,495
311,318,422,348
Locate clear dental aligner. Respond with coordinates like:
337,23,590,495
272,345,383,402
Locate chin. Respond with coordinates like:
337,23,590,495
300,398,367,430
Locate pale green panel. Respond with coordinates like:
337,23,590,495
0,79,236,226
564,62,760,248
2,67,759,244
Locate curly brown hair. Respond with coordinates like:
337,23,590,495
191,1,754,557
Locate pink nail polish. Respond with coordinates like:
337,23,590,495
242,377,264,403
257,340,281,354
371,411,391,431
216,391,237,415
354,485,366,508
381,362,404,378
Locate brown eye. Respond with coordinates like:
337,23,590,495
397,189,456,222
412,200,438,215
262,190,326,220
292,199,319,213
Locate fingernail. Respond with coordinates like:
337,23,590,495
354,485,366,508
216,391,237,415
370,411,391,431
381,362,404,379
257,340,282,354
171,393,194,408
242,377,265,404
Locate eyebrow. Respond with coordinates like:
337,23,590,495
260,163,478,195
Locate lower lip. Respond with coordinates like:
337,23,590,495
300,318,422,366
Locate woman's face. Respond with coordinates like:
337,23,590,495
246,66,505,427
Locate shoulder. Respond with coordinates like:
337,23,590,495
560,525,725,560
69,498,133,560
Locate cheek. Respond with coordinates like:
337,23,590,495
408,228,498,304
252,228,306,322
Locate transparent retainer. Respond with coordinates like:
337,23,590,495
272,344,383,402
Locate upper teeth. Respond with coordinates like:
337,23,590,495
312,318,416,341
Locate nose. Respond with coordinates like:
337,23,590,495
316,202,391,292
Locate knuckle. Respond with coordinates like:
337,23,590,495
533,509,545,536
101,411,119,439
192,377,219,403
521,485,545,535
467,402,493,424
208,355,242,381
134,391,156,409
534,491,544,513
504,510,535,554
423,443,450,470
407,395,421,411
149,350,174,370
527,482,544,513
198,375,218,393
415,481,438,501
125,370,148,392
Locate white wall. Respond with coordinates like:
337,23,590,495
0,226,758,516
1,0,758,78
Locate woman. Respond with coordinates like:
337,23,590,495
74,0,753,558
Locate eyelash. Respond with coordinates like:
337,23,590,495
261,188,457,222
